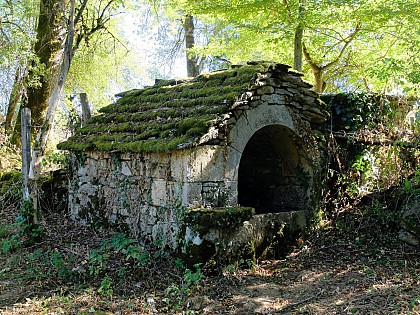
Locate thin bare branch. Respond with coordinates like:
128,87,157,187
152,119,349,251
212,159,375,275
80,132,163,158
322,21,362,72
74,0,88,25
0,19,26,34
103,27,129,51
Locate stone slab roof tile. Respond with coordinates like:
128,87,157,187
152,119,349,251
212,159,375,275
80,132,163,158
58,61,323,153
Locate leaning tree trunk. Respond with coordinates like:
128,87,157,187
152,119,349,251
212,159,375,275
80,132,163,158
11,0,68,143
313,70,324,93
5,62,26,138
303,21,361,93
184,14,199,77
29,0,75,213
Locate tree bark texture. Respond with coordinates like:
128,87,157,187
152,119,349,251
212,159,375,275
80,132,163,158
80,92,91,127
25,0,67,130
5,62,26,137
184,14,199,77
21,108,31,204
293,26,304,72
293,1,305,72
29,0,75,211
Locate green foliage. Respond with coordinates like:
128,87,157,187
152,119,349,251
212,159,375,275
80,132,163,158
182,263,202,288
324,92,418,213
1,199,42,253
177,0,420,93
0,139,21,175
1,233,23,253
162,284,185,311
352,153,373,174
1,231,162,297
0,170,22,209
0,0,37,107
123,245,150,266
100,232,135,251
41,150,68,170
223,258,254,275
162,262,203,312
88,249,110,276
18,200,43,244
88,233,151,278
48,250,75,281
322,93,397,132
98,275,114,298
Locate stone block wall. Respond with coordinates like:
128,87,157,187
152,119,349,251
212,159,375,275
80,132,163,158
68,146,230,248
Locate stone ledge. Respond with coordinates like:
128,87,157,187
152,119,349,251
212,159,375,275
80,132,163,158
184,206,255,234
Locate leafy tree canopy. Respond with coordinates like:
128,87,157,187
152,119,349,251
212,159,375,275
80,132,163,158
174,0,420,94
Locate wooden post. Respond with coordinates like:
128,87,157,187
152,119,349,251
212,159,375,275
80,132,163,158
21,108,31,202
80,92,91,127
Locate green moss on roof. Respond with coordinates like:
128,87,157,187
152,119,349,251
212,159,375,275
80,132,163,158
58,62,284,153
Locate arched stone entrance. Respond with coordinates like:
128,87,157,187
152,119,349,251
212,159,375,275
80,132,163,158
238,125,311,214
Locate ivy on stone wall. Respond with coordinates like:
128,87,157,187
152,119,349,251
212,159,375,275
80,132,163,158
321,93,398,132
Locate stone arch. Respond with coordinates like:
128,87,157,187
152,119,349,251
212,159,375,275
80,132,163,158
237,124,311,213
226,103,313,212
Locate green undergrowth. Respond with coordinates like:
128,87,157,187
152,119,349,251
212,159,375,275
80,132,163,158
0,170,22,210
321,93,409,132
0,230,204,309
0,182,418,314
0,170,59,214
0,136,21,175
327,171,420,245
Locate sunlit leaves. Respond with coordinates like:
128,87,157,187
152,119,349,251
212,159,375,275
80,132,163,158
171,0,420,94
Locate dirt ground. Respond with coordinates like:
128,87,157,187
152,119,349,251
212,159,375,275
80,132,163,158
0,202,419,315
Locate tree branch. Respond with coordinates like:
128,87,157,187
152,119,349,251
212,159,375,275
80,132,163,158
302,42,320,74
321,21,362,72
72,1,117,53
74,0,88,25
0,19,27,34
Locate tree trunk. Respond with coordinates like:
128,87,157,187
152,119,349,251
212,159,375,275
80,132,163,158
302,21,361,93
21,108,39,229
184,14,199,77
21,108,32,205
80,92,91,127
293,1,305,72
29,0,75,212
5,62,26,137
293,26,304,72
313,70,324,94
24,0,67,134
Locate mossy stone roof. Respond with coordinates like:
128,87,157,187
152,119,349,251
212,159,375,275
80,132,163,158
58,62,293,153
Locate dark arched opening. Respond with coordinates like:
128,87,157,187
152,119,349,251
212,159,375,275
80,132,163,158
238,125,310,214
